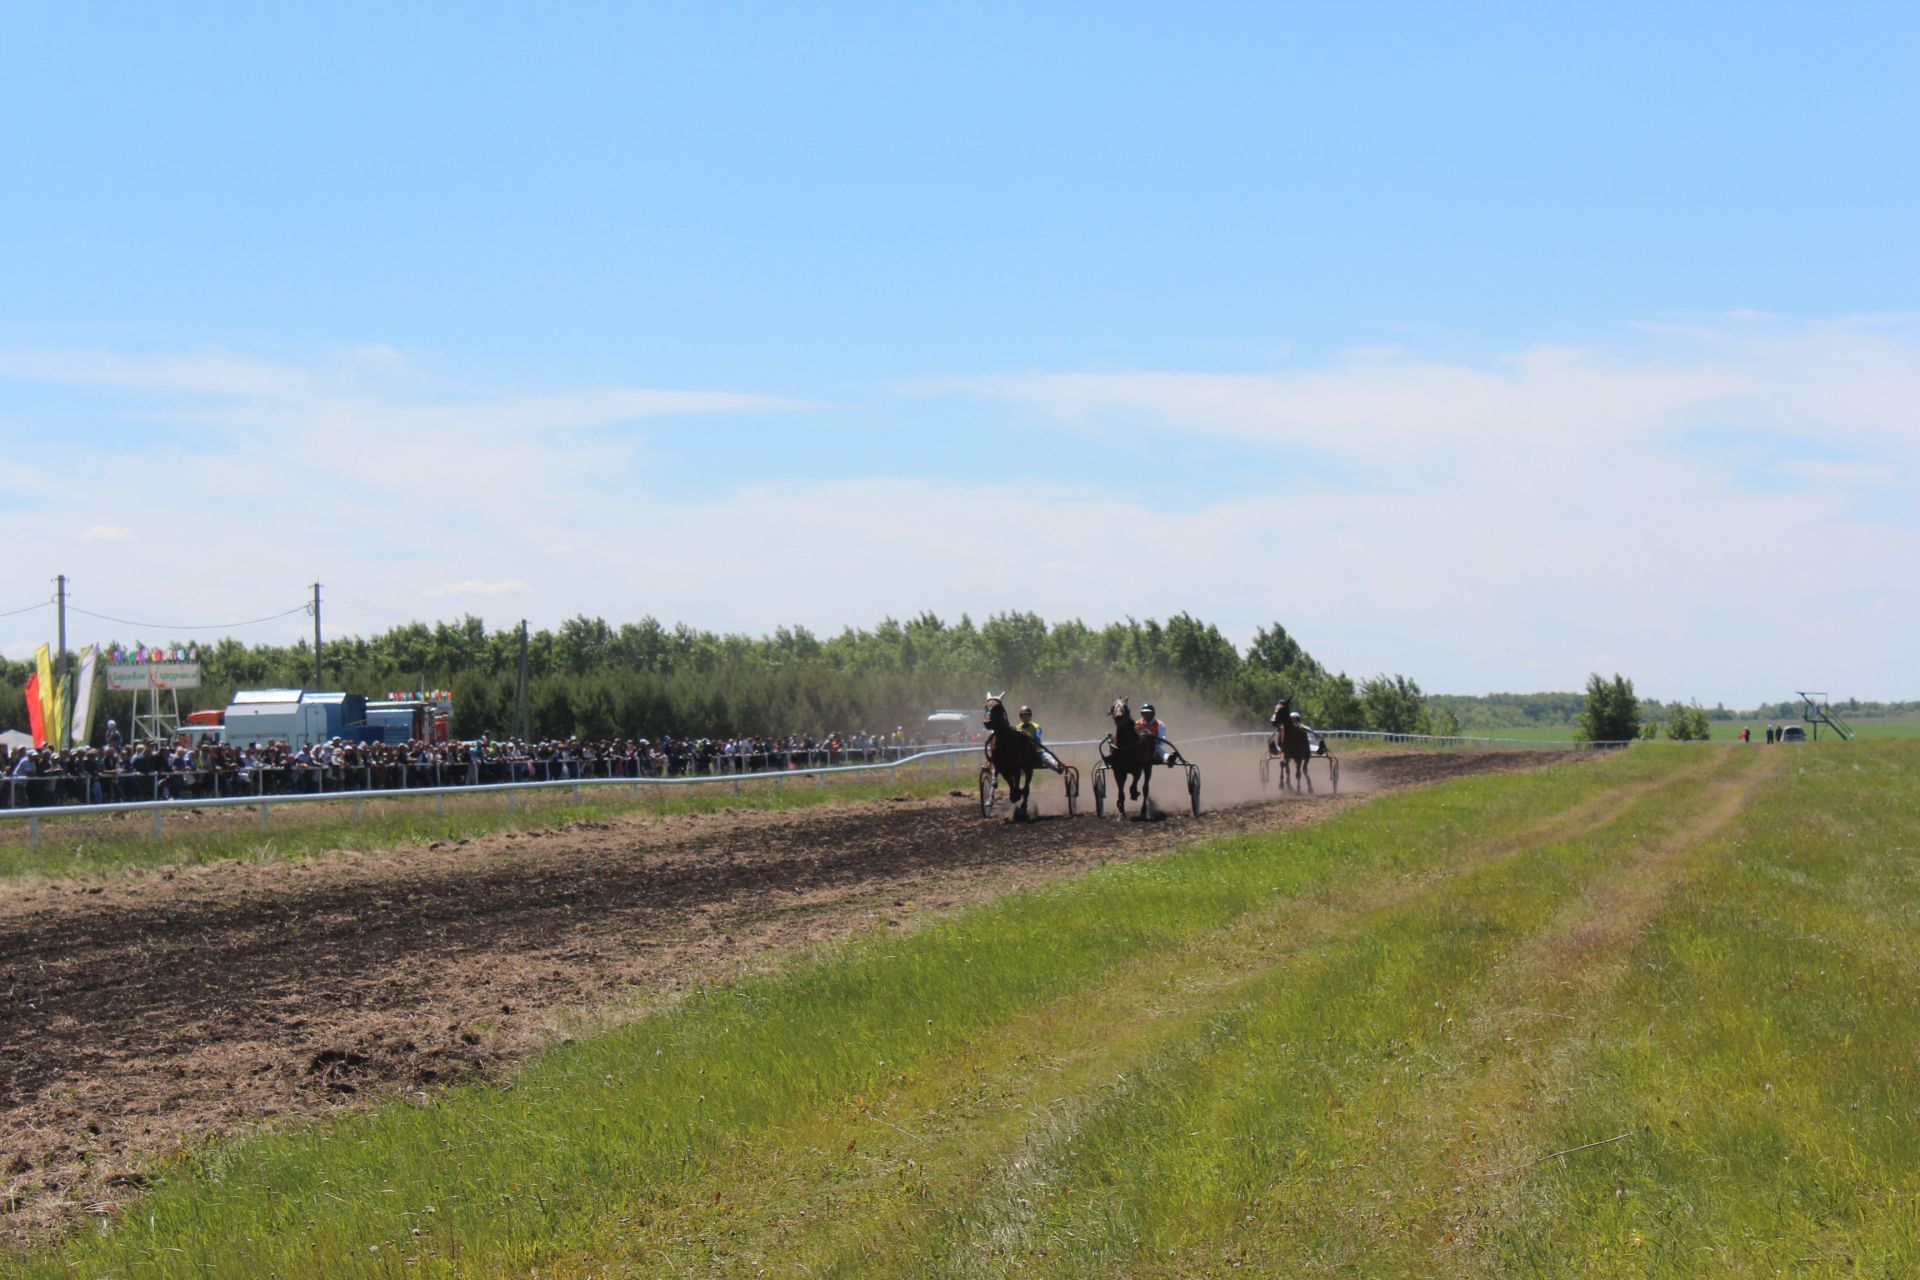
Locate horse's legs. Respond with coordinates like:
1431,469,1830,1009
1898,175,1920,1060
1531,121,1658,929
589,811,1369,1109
1139,763,1154,818
1113,766,1128,819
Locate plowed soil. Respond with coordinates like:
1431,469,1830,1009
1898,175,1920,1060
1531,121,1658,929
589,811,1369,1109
0,749,1578,1241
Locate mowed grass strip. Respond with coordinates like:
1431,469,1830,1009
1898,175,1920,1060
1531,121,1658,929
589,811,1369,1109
0,768,967,882
1455,740,1920,1277
7,748,1684,1277
543,748,1722,1276
800,747,1763,1277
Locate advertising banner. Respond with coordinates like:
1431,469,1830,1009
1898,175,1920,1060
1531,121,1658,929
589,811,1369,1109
103,644,203,691
24,670,45,747
35,645,62,749
69,646,99,747
104,663,203,691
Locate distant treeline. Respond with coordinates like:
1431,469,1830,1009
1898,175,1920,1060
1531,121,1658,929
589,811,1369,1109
1432,691,1920,733
3,612,1439,744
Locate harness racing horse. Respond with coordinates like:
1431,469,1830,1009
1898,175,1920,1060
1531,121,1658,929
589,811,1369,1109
981,695,1075,820
1100,696,1160,819
1264,697,1337,794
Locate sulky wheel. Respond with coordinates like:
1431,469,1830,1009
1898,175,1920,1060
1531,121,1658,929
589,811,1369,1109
1259,755,1271,788
1187,765,1202,816
1093,766,1108,818
1065,766,1080,817
979,765,996,818
1330,757,1340,795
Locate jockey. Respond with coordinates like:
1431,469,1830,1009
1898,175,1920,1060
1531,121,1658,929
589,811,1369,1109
1137,702,1176,766
1291,710,1323,754
1019,704,1067,773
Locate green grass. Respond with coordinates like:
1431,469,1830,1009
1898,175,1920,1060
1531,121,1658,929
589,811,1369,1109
10,742,1917,1277
0,763,972,881
1468,718,1920,743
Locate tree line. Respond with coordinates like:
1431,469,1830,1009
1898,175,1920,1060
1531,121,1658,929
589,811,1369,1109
3,612,1439,744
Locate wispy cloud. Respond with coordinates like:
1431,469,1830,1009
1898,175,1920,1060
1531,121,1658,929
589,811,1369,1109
2,320,1913,705
945,317,1920,480
82,525,133,542
425,579,533,598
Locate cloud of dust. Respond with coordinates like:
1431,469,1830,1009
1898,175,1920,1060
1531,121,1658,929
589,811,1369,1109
982,681,1343,815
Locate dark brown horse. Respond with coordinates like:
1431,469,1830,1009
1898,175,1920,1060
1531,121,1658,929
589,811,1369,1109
983,695,1045,820
1265,696,1304,791
1101,696,1159,819
1267,696,1333,793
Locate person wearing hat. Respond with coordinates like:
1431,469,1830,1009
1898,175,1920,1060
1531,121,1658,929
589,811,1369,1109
1290,709,1324,756
1137,703,1175,767
1015,703,1067,774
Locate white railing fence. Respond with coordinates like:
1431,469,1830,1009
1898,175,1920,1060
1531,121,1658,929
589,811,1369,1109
0,728,1647,849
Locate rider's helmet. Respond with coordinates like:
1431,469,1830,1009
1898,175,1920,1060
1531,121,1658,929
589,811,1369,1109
1290,711,1302,720
1140,703,1156,716
1018,705,1032,718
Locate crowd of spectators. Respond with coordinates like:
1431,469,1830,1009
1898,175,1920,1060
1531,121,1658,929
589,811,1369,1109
1,728,962,810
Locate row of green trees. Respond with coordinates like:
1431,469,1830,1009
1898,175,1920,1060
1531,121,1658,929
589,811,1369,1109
4,612,1442,745
1570,676,1714,743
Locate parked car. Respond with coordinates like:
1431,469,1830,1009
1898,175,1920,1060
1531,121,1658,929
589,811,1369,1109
1779,724,1807,742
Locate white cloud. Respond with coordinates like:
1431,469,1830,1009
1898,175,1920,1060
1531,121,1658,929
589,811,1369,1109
948,319,1920,484
82,525,133,541
424,580,534,598
2,319,1912,707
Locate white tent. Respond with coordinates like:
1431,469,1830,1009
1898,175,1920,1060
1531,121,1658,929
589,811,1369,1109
0,729,34,751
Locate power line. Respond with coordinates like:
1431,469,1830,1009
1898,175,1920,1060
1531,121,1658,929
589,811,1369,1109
327,589,412,621
66,603,310,632
0,600,51,620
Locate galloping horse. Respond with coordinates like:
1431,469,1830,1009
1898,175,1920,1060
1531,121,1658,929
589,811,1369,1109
1102,696,1160,819
983,695,1054,821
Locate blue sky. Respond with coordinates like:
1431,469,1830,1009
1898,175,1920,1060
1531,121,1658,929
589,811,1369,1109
2,3,1916,707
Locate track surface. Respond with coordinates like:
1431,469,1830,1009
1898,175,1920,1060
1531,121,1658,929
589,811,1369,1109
1,749,1575,1240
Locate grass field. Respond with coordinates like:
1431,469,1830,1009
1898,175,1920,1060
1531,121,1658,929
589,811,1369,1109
1471,718,1920,743
9,741,1916,1278
0,761,974,881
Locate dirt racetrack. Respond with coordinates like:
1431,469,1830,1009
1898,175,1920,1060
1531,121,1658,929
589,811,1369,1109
1,749,1578,1241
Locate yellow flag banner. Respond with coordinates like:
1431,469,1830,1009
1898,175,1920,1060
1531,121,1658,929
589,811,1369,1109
35,645,59,750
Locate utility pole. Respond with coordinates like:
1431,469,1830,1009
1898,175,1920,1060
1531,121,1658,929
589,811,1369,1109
515,618,530,741
54,574,68,748
311,582,323,690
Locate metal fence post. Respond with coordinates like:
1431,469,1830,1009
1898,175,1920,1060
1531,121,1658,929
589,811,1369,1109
259,801,269,834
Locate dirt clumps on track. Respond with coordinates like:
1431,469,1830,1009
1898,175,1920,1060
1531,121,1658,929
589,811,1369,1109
0,748,1577,1241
